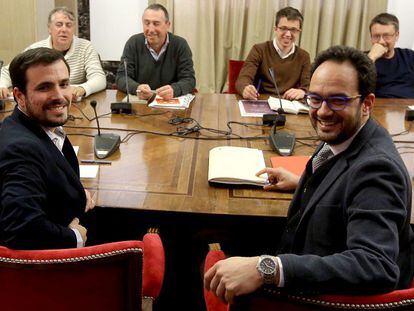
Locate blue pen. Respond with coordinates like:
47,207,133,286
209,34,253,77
256,79,262,95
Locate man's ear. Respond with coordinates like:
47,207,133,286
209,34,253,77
362,93,375,116
13,87,26,111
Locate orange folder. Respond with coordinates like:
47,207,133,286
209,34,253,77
270,156,310,176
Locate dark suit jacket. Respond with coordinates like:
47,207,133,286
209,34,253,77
277,118,414,293
0,107,86,249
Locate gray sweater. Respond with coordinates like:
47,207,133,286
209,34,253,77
116,32,195,97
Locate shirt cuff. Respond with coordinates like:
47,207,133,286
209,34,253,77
71,228,85,248
276,256,285,287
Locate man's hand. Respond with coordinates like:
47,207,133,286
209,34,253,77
204,256,262,304
0,87,11,100
84,189,95,212
242,85,258,100
137,84,153,99
69,217,87,243
256,167,300,191
368,43,388,62
282,88,305,100
156,85,174,100
72,86,86,102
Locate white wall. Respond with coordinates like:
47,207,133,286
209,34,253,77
387,0,414,49
90,0,148,61
35,0,54,41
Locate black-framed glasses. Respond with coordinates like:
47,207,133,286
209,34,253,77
304,93,362,111
276,26,301,35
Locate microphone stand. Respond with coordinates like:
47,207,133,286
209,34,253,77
268,68,284,114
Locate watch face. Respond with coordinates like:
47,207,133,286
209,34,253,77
260,257,276,274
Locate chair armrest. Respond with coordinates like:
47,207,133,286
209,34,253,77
204,243,229,311
0,240,144,262
259,283,414,310
142,231,165,299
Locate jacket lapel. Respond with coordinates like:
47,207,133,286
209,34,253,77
13,108,83,189
298,118,378,226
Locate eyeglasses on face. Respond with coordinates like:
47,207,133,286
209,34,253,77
276,26,301,35
304,93,362,111
371,33,396,42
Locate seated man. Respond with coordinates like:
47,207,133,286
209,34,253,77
0,47,95,249
0,7,106,101
205,46,414,303
368,13,414,98
236,6,310,100
116,4,196,100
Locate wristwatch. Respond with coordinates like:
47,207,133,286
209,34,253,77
256,255,278,285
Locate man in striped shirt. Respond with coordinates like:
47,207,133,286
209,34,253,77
0,7,106,101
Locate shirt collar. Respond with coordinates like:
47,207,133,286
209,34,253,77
328,121,367,156
47,35,76,58
16,106,66,153
273,38,295,59
42,126,66,153
145,33,170,61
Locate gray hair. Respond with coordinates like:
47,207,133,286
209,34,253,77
48,7,75,26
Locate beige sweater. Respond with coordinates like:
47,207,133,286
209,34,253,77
236,41,311,96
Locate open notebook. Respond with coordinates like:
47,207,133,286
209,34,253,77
208,146,267,186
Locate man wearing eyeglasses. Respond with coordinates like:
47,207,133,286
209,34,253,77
368,13,414,98
205,46,413,304
236,7,310,100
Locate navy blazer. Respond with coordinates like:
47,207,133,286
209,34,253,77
278,118,414,293
0,107,86,249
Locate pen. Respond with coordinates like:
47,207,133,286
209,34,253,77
80,159,112,165
256,79,262,94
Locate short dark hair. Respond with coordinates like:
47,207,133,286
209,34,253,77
311,45,376,99
369,13,399,33
145,4,169,22
10,47,70,94
48,6,75,26
275,7,303,29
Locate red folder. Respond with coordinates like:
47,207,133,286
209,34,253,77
270,156,310,176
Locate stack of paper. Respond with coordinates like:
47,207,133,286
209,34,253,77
238,100,274,117
149,94,195,110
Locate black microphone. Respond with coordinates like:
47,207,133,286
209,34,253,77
268,68,284,114
110,58,132,114
90,100,121,159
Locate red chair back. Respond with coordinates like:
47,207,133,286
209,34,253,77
0,241,143,311
0,232,165,311
228,60,245,94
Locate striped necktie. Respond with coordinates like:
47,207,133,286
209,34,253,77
312,144,333,173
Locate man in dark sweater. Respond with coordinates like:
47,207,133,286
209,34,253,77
236,7,310,100
205,46,414,303
116,4,195,100
368,13,414,98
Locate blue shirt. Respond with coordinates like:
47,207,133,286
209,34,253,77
375,48,414,98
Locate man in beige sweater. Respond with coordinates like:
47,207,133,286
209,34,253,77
236,7,310,100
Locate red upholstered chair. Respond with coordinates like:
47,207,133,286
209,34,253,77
203,244,414,311
0,229,165,311
227,60,245,94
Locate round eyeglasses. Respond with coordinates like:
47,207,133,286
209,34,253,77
304,93,362,111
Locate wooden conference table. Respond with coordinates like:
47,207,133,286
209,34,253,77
59,90,414,224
